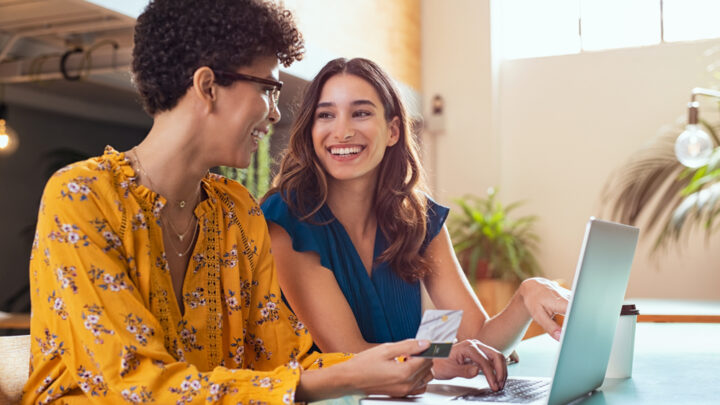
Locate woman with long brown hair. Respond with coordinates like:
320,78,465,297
262,57,570,388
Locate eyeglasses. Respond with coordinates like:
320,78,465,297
212,70,283,109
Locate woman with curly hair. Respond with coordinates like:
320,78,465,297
262,58,570,388
23,2,434,403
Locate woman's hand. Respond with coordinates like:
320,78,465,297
431,339,507,391
520,277,570,340
339,339,435,397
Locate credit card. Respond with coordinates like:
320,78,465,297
413,309,462,358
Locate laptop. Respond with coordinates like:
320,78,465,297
361,218,639,405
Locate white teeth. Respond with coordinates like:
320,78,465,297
330,146,362,156
251,129,264,140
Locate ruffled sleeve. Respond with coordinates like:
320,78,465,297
421,196,450,253
261,193,333,270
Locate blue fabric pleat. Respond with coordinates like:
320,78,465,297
261,193,449,345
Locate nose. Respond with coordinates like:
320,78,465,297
332,117,354,142
267,100,281,124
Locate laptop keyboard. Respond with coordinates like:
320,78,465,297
454,378,551,403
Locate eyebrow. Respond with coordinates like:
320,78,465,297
316,99,378,109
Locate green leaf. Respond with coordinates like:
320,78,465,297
448,188,543,283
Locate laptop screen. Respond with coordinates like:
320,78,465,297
547,218,639,405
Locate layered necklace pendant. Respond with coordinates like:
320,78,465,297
164,214,198,258
131,147,202,259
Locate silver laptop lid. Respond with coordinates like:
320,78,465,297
547,218,639,405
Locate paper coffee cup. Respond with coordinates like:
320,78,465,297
605,304,639,379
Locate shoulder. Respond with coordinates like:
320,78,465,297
260,191,293,223
259,191,317,234
206,173,264,220
422,194,450,250
261,192,330,260
425,194,450,223
38,154,128,243
42,154,119,206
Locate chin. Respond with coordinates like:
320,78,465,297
327,170,364,182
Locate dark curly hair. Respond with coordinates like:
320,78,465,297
132,0,304,115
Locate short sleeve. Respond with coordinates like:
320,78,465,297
261,193,332,270
422,196,450,253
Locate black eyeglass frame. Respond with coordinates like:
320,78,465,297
211,70,283,108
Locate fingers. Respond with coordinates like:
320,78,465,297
522,279,570,340
533,309,563,340
455,342,501,391
549,289,570,316
461,364,480,379
487,348,507,389
354,341,435,398
383,339,431,359
474,355,501,391
390,357,433,397
408,366,434,395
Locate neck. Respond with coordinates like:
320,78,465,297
132,108,210,205
326,174,377,237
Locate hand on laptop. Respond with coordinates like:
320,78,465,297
520,278,571,340
431,339,507,391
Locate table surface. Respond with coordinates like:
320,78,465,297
627,298,720,323
351,322,720,404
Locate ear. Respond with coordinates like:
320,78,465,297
192,67,217,113
387,116,401,147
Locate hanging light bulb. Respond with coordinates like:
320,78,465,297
675,100,713,168
0,118,19,155
0,103,19,155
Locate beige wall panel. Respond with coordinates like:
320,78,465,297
498,39,720,300
284,0,421,90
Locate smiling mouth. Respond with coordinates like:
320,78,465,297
251,129,266,141
328,145,365,156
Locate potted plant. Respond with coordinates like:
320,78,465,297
448,188,544,315
602,121,720,249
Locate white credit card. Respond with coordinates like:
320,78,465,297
414,309,463,358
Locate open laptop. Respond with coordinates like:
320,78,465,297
361,218,639,405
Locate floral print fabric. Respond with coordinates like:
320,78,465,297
23,146,348,404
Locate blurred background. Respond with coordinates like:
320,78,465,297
2,0,719,335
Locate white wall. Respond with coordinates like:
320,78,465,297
421,0,499,199
499,41,720,299
422,0,720,299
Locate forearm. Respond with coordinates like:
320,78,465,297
295,363,356,402
472,284,533,354
318,337,378,354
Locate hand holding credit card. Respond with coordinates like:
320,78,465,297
413,309,462,358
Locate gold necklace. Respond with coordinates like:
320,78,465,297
162,214,200,257
131,147,202,210
163,192,200,241
131,147,202,244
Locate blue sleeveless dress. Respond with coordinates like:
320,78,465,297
261,193,449,344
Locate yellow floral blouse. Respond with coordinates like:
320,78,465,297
23,146,348,404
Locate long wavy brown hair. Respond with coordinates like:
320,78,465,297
264,57,431,282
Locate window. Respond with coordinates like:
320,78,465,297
580,0,660,51
498,0,580,59
497,0,720,60
663,0,720,42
